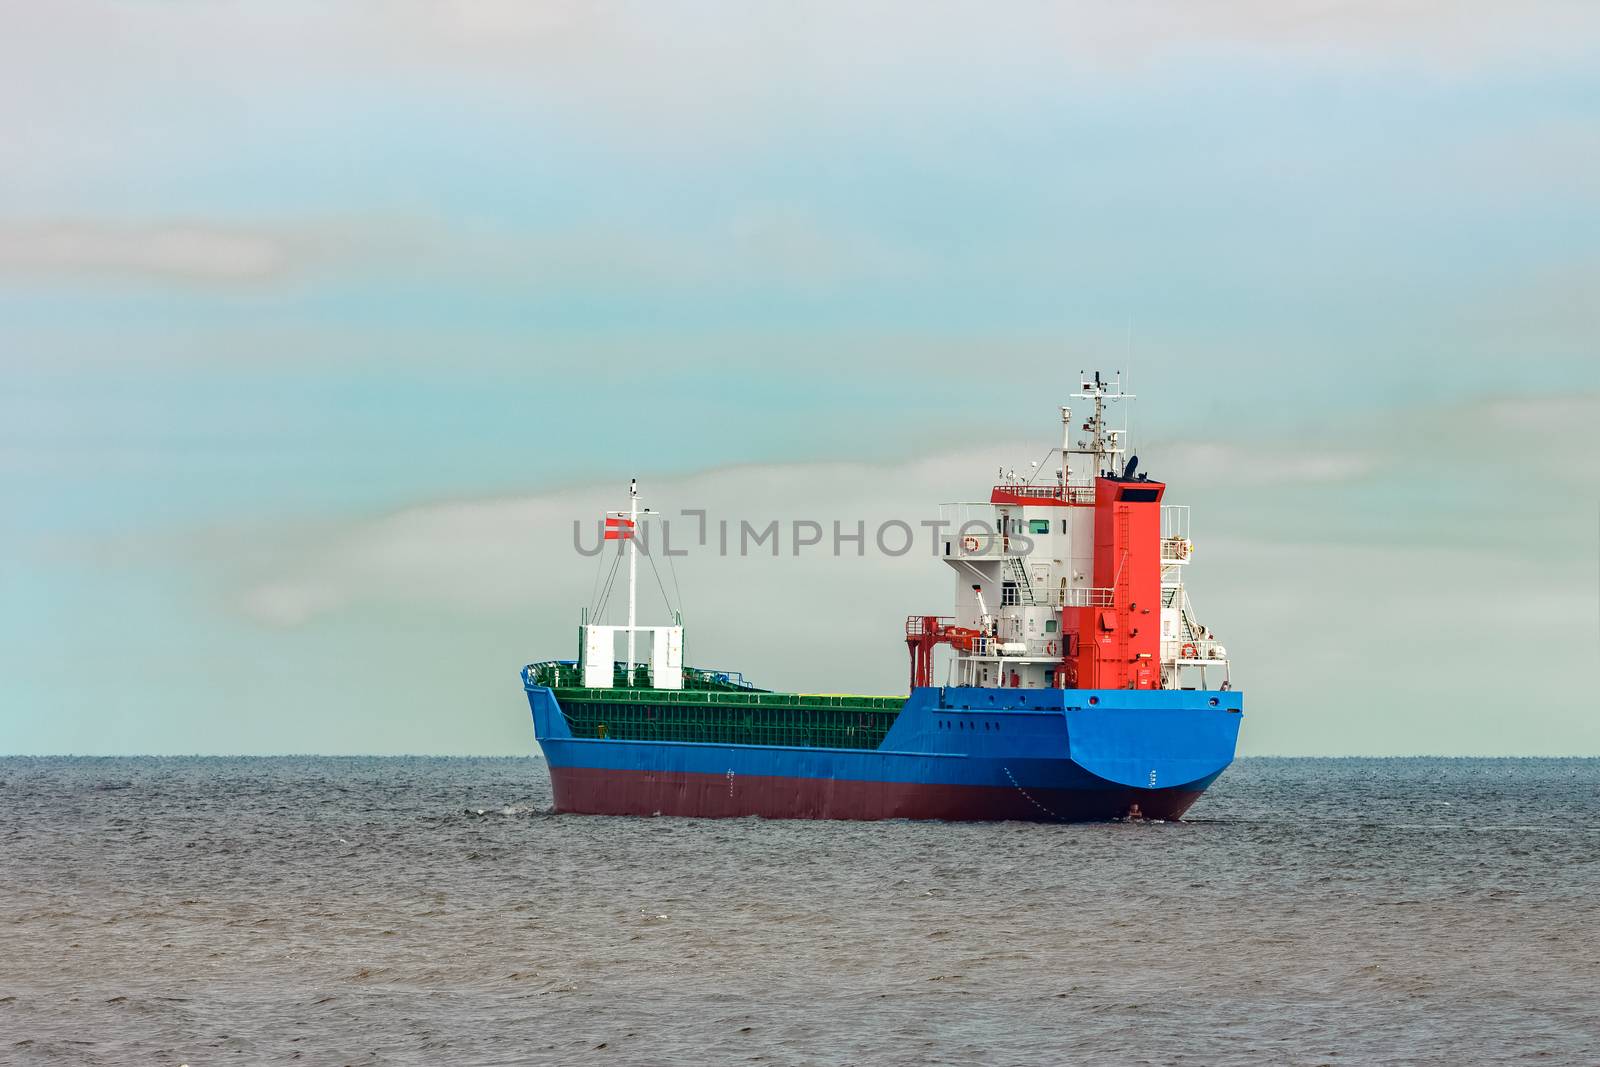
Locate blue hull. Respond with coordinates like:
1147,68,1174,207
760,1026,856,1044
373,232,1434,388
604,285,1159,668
524,678,1242,822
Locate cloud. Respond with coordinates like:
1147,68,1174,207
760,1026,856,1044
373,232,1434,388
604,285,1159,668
1159,443,1378,487
421,204,931,296
0,222,301,283
1488,394,1600,437
227,392,1600,631
198,388,1600,754
6,4,1597,170
0,206,922,294
236,581,347,628
359,1,1600,80
13,390,1588,755
1050,0,1600,70
225,456,992,630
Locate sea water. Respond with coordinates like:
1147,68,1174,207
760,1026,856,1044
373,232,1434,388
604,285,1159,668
2,757,1596,1065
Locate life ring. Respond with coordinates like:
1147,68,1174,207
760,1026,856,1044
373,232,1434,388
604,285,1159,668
1181,642,1199,659
1045,641,1056,655
961,535,981,552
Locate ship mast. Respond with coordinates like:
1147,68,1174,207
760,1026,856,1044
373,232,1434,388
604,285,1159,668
1071,370,1135,478
626,477,638,678
578,479,685,691
1060,404,1071,483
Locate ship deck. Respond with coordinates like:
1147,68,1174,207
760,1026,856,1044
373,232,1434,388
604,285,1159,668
548,685,905,750
526,659,907,750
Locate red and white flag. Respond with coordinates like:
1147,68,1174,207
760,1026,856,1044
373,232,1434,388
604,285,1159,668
604,517,635,540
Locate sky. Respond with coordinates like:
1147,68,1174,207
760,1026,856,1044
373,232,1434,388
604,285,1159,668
3,1,1598,755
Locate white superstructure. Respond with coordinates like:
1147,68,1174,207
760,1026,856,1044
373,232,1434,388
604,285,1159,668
909,373,1230,692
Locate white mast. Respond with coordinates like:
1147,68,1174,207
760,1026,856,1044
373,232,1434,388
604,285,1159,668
1060,404,1071,482
579,477,683,691
626,477,638,678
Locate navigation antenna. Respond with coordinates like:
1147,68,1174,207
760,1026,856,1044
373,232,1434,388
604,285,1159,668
1070,371,1136,479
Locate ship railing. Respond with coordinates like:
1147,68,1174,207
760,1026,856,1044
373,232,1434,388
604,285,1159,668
1161,505,1191,540
1161,537,1194,563
948,532,1021,558
965,635,1081,659
527,660,651,688
1162,638,1227,662
559,687,904,711
991,483,1097,504
984,584,1116,607
682,666,764,692
525,660,764,691
526,660,579,687
1051,587,1114,608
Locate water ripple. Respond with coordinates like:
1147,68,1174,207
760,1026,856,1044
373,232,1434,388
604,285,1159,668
1,756,1597,1065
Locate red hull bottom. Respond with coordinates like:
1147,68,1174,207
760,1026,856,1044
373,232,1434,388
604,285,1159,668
549,766,1205,823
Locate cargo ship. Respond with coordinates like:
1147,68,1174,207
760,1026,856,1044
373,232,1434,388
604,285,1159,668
522,373,1241,821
